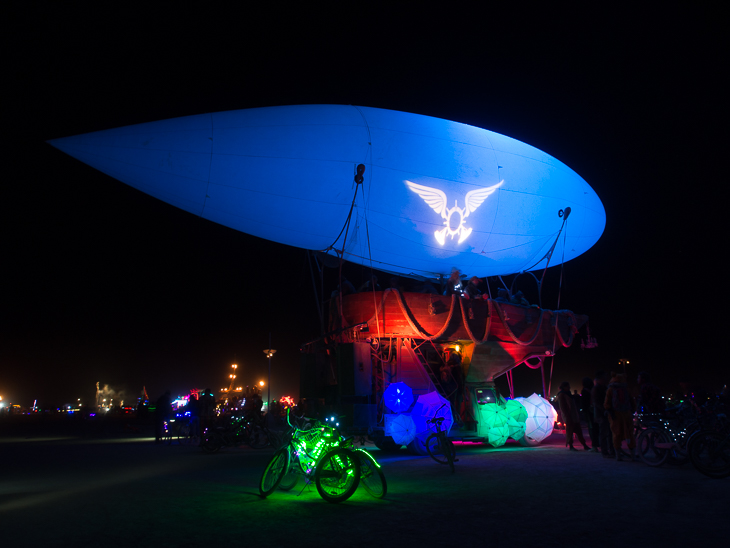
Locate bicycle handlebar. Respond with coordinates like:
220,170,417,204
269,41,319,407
426,403,448,424
286,407,318,429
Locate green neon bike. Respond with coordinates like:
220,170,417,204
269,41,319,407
259,411,386,502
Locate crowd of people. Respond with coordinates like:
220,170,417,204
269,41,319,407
152,386,266,443
557,371,690,461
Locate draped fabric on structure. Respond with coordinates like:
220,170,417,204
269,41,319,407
340,290,586,382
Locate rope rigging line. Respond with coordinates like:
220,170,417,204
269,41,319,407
491,302,545,347
551,311,578,348
548,213,570,397
458,298,493,344
350,289,458,341
324,164,366,322
322,177,361,255
506,369,515,399
363,204,381,339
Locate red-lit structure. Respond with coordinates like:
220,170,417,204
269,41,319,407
301,289,587,451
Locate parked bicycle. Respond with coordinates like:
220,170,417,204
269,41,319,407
201,414,267,452
173,412,200,446
424,404,457,473
259,411,386,502
635,400,726,467
688,428,730,479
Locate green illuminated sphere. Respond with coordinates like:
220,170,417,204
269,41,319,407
507,416,526,440
505,400,528,424
487,425,510,447
481,403,511,429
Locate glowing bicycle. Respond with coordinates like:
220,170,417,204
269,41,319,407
259,412,386,503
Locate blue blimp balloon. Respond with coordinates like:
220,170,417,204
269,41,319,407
49,105,605,278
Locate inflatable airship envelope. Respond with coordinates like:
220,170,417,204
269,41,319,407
48,105,605,278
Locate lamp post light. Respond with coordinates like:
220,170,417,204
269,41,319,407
618,358,630,378
263,341,276,411
227,364,238,393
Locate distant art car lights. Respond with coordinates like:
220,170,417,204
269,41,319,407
514,393,558,443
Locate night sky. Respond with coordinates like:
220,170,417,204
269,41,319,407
4,4,725,408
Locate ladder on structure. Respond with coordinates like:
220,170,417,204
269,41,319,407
395,338,444,397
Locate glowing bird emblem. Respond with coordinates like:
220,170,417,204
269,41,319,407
406,180,503,245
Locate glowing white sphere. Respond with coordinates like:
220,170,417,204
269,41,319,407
514,393,557,443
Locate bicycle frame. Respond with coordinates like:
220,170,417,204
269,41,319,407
286,410,346,476
260,408,386,502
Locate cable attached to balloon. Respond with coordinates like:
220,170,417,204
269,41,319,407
547,207,570,397
323,164,366,256
321,164,367,326
519,206,572,306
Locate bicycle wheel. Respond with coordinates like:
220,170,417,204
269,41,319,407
356,449,387,499
406,435,429,456
278,447,300,491
315,448,360,503
426,433,455,465
689,431,730,479
259,447,290,497
668,444,689,466
636,427,670,467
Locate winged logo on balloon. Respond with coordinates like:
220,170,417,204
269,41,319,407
406,180,503,245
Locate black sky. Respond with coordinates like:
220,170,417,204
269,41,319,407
3,4,725,407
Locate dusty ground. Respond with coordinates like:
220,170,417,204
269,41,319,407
1,430,727,547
